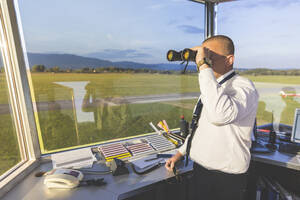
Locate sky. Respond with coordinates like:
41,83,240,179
218,0,300,69
17,0,300,69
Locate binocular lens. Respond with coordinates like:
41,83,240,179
183,50,190,60
167,50,182,61
182,48,197,62
166,49,197,62
167,50,174,61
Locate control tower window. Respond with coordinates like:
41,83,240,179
17,0,205,154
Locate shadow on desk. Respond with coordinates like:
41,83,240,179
125,161,300,200
123,170,196,200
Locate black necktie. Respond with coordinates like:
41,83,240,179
185,71,236,166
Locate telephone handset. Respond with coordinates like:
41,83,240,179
44,168,84,189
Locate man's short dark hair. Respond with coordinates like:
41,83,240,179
203,35,235,55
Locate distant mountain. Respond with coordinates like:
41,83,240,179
27,52,191,71
27,53,113,69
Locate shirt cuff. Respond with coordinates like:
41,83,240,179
177,146,186,156
177,134,190,156
199,67,215,82
199,67,218,92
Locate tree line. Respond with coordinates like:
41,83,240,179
237,68,300,76
20,65,300,76
30,64,194,74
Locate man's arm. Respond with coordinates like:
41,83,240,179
164,134,191,171
199,68,258,125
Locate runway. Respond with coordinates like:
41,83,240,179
1,82,300,116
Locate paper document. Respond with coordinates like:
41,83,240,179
51,148,96,169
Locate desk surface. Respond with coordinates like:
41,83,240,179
3,148,300,200
252,149,300,171
2,154,193,200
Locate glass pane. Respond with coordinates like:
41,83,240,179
0,49,21,176
218,1,300,127
18,0,205,153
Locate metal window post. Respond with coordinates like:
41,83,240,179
205,1,217,38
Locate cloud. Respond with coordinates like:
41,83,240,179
177,25,204,34
86,49,152,61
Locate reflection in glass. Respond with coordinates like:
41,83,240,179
35,75,198,152
254,82,300,128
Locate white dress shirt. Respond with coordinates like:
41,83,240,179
178,68,259,174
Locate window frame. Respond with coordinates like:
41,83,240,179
0,0,40,197
16,0,209,155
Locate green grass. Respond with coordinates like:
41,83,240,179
3,73,300,103
245,75,300,85
38,100,196,152
26,73,200,152
0,73,10,104
0,76,22,175
1,72,300,158
29,73,199,103
0,114,21,176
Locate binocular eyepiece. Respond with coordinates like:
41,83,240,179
166,48,197,62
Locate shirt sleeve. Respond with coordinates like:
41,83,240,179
177,134,190,155
199,68,259,126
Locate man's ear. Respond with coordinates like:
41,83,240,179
226,55,234,67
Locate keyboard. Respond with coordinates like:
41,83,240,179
278,143,300,155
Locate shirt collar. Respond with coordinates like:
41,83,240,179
216,69,235,84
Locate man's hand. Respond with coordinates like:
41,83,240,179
165,152,183,171
197,46,211,70
191,45,211,71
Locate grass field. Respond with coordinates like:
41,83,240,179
37,99,196,152
1,72,300,175
0,114,21,176
244,75,300,85
28,73,199,103
2,73,300,103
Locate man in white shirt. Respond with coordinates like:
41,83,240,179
165,35,259,200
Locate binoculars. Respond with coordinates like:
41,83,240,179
166,48,197,62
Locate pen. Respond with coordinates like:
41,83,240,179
145,157,159,162
149,122,162,135
145,154,173,162
158,121,169,133
163,133,178,146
